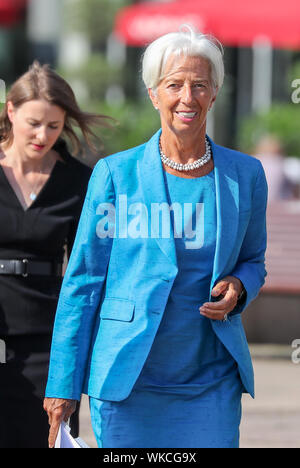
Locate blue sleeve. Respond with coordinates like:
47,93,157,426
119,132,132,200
231,162,268,314
45,159,115,400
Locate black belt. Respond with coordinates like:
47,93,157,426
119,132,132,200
0,259,63,277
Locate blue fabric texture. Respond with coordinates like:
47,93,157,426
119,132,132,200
89,171,243,448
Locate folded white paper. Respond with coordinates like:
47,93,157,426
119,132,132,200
55,422,90,448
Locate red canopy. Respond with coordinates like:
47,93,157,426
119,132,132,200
114,0,300,49
0,0,27,26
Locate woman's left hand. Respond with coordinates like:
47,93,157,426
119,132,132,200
43,397,77,448
199,276,243,321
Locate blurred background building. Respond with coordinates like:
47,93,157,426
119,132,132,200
0,0,299,344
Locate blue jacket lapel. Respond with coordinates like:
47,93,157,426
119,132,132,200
139,132,240,280
209,139,240,290
139,130,177,267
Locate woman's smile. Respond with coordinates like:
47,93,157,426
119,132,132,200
176,111,198,122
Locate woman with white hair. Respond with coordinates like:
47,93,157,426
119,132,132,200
44,26,268,448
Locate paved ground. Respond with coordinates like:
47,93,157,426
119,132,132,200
240,356,300,448
78,345,300,449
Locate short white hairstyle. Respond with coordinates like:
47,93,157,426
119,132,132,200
142,25,224,93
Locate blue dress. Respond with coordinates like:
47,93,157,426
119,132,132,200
90,170,243,448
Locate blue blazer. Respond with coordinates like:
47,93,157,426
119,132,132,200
46,130,267,401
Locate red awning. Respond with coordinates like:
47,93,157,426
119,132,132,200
114,0,300,49
0,0,27,26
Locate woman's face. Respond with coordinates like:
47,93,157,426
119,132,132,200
149,54,217,141
7,99,65,161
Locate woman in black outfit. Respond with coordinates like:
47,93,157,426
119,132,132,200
0,62,109,448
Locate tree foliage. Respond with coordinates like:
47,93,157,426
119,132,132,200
65,0,130,47
237,103,300,158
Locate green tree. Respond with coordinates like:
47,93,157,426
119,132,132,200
59,0,160,161
86,98,161,159
237,103,300,158
65,0,131,47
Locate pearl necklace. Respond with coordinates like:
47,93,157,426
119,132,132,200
159,137,212,171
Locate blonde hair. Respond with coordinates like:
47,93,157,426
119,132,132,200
0,61,111,154
142,24,224,93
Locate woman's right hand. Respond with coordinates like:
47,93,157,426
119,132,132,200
43,397,77,448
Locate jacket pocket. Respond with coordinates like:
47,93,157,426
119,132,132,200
100,298,135,322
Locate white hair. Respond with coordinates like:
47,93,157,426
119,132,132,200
142,25,224,93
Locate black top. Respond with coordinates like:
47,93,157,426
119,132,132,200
0,140,92,336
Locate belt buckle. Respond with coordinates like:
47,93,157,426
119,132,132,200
22,259,28,277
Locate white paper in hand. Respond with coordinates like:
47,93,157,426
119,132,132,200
55,422,90,448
